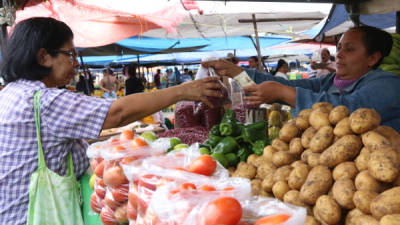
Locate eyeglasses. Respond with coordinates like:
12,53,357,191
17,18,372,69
51,49,78,62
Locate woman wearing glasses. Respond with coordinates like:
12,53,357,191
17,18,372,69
0,17,222,225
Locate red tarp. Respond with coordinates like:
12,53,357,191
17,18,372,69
15,0,201,48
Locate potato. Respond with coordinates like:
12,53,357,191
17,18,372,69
288,165,309,190
353,215,379,225
380,214,400,225
251,179,262,195
371,187,400,219
253,155,271,168
333,162,359,181
272,181,290,200
259,190,273,198
300,166,333,205
346,208,365,225
332,178,356,209
289,138,304,155
273,165,292,182
319,135,363,168
284,190,304,205
299,108,313,120
291,160,308,168
227,167,236,176
353,190,378,214
302,127,317,149
233,162,256,179
312,102,334,113
306,216,320,225
329,105,350,125
307,153,321,167
301,149,313,162
279,123,299,143
355,171,384,192
309,110,330,130
256,162,277,179
334,117,354,137
355,147,373,171
309,125,334,153
375,126,400,152
314,195,341,225
368,148,399,182
296,116,310,130
349,108,381,134
362,131,392,151
272,151,295,167
263,145,277,160
261,173,275,192
272,139,289,152
247,154,259,166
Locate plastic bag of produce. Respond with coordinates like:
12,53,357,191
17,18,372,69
240,196,307,225
229,78,246,123
174,101,201,128
140,177,251,225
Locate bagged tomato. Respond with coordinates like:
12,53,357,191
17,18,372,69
143,179,250,225
240,196,306,225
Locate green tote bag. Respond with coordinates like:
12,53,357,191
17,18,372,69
27,90,84,225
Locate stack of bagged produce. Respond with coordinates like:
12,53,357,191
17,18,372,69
231,102,400,225
379,33,400,76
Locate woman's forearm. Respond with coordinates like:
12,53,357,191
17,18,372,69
281,85,296,107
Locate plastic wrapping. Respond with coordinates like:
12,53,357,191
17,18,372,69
174,101,200,128
241,196,307,225
229,78,246,123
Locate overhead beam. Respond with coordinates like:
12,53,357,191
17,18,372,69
238,17,323,23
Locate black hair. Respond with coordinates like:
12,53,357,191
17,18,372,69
249,56,258,62
0,17,73,83
103,68,113,75
127,64,137,78
272,59,288,75
322,48,330,56
348,26,393,69
184,68,189,72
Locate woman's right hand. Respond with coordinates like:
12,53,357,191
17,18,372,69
179,77,223,108
201,59,244,78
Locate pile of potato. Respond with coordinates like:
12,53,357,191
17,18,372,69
230,102,400,225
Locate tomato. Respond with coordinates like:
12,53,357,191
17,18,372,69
223,187,235,191
188,155,217,176
120,130,134,141
175,167,188,172
110,138,120,146
180,183,196,190
127,201,137,220
89,192,102,213
114,203,128,223
121,156,137,165
198,197,242,225
111,184,129,202
131,137,148,148
94,160,105,178
95,185,106,199
100,206,118,225
200,185,216,191
112,145,126,152
138,174,161,191
254,214,290,225
103,166,128,187
104,191,121,210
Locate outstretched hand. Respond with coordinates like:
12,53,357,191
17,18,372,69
201,59,244,78
180,77,224,108
243,81,296,107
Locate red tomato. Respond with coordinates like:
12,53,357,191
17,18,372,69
96,178,106,188
110,138,120,146
103,166,128,187
254,214,290,225
89,192,102,213
112,145,126,152
223,187,235,191
188,155,217,176
131,137,148,148
127,201,137,220
180,183,197,190
200,185,216,191
138,174,161,191
94,160,105,178
95,185,106,199
120,130,134,141
198,197,242,225
104,191,121,210
114,203,128,223
111,184,129,202
121,156,137,165
100,206,118,225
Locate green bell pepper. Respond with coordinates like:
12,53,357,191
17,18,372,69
237,121,268,143
210,125,220,136
237,146,252,162
225,153,240,167
207,134,223,147
213,136,238,154
199,147,210,155
252,140,266,156
211,152,229,168
221,109,237,123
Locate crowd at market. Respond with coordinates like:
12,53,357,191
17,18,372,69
1,12,400,225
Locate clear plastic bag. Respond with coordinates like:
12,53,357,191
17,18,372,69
174,101,201,128
229,78,246,123
241,196,307,225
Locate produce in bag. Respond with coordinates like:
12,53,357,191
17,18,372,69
174,101,200,128
229,78,246,123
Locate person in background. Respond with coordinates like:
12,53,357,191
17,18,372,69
174,67,182,85
154,69,161,89
125,64,144,95
166,68,176,87
272,59,289,80
188,70,194,80
248,56,259,69
183,68,192,82
311,48,337,78
0,17,223,225
99,68,121,98
202,26,400,132
75,75,89,94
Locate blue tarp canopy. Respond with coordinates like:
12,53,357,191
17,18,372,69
302,4,396,39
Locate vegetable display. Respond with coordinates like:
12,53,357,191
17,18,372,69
201,109,270,168
230,102,400,225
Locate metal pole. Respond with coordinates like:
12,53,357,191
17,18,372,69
252,14,263,72
397,11,400,34
78,51,91,95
